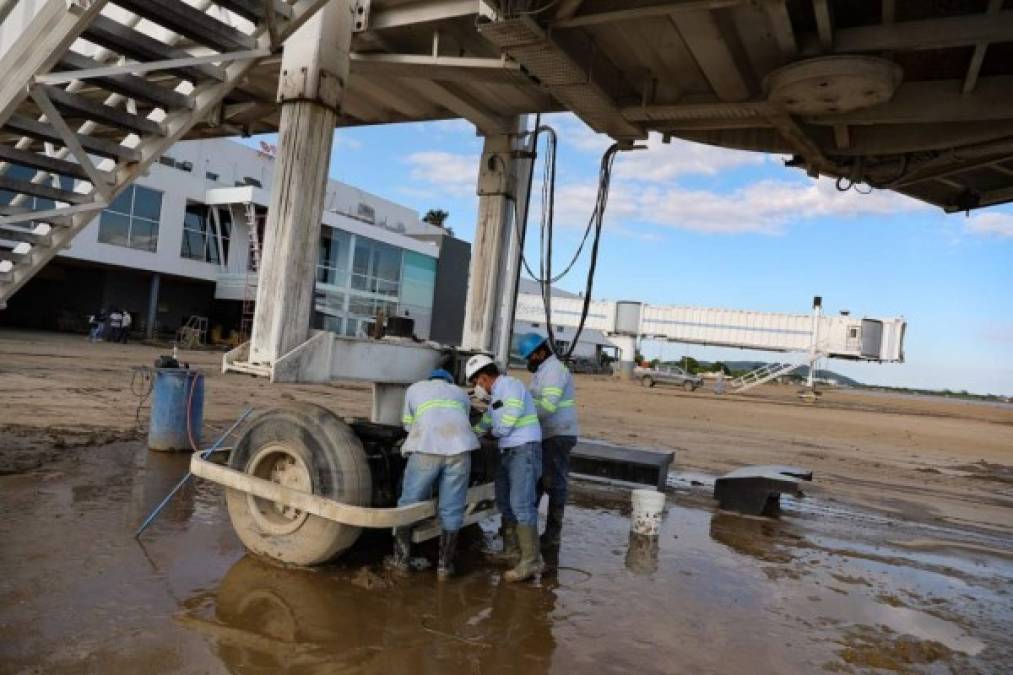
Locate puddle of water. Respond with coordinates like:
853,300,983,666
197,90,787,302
0,441,1010,674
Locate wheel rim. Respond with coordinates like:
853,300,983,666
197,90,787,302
245,442,313,535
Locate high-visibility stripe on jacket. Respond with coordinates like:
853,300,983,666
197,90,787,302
529,354,579,438
472,374,541,449
401,379,480,456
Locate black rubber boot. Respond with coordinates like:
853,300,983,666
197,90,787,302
437,529,459,580
385,527,411,574
491,521,519,565
541,505,565,548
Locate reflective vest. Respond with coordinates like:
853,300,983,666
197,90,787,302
529,354,579,438
473,374,542,449
401,379,480,456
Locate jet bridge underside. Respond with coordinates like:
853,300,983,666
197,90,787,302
514,292,906,363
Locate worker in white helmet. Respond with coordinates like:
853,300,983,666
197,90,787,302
466,354,543,582
386,368,479,579
517,332,579,548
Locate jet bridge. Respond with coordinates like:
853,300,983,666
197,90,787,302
514,291,906,380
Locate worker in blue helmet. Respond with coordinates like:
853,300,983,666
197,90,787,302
518,332,580,548
387,367,478,579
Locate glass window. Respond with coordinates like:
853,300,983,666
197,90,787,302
350,237,403,295
180,203,229,264
132,186,162,221
317,228,350,287
98,211,130,247
97,185,162,251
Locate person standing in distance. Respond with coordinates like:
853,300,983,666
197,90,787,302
517,333,579,547
467,354,544,582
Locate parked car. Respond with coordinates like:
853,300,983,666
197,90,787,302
567,357,613,375
634,365,703,391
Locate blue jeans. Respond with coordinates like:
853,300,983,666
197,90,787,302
398,452,471,531
537,435,576,512
495,441,542,527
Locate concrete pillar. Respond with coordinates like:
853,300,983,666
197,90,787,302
249,0,352,365
145,272,160,339
461,117,528,364
611,334,637,380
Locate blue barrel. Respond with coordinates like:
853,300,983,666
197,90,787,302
149,368,204,452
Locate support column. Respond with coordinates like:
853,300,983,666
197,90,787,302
249,0,352,365
461,117,528,364
145,272,160,339
806,295,822,390
611,334,637,381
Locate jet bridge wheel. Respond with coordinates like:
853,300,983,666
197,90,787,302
225,403,372,565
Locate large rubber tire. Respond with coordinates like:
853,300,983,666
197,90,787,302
225,403,371,566
683,381,696,392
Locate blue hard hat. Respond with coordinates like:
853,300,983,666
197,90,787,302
429,368,455,383
517,332,547,360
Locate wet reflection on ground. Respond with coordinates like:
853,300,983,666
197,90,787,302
1,440,1011,674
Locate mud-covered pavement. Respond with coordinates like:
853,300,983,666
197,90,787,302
1,438,1010,674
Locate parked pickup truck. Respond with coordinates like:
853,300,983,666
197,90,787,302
634,365,704,391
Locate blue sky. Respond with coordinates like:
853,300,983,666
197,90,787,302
241,113,1013,395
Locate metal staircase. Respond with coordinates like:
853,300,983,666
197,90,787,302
729,361,805,394
0,0,329,308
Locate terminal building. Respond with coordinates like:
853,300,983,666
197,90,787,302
0,138,469,344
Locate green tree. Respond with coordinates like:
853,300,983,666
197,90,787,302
423,209,449,228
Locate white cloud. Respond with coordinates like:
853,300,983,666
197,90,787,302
548,113,764,181
404,151,477,196
965,212,1013,237
332,133,362,150
548,175,926,235
613,135,765,183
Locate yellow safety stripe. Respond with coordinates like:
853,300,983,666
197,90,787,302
557,399,575,408
415,399,467,416
402,414,414,424
541,386,564,396
537,398,557,413
503,397,525,408
515,414,539,427
473,413,492,434
502,413,539,427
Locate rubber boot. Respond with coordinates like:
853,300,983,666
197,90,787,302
504,525,543,583
491,521,519,565
437,530,459,580
540,505,565,548
384,527,411,574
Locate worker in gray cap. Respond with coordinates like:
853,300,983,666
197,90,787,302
387,368,479,579
517,332,579,548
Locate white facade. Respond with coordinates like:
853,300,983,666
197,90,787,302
47,138,445,338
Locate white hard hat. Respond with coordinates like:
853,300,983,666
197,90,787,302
465,354,495,381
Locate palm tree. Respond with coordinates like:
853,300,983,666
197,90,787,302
423,209,449,228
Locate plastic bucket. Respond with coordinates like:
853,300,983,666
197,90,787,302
630,488,666,536
149,368,204,452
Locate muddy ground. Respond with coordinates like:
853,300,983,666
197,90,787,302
1,329,1011,674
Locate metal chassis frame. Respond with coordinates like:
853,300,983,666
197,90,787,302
190,452,497,544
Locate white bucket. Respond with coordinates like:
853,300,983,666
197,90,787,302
630,488,666,536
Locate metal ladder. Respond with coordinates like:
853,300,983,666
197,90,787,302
238,201,259,342
0,0,329,308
